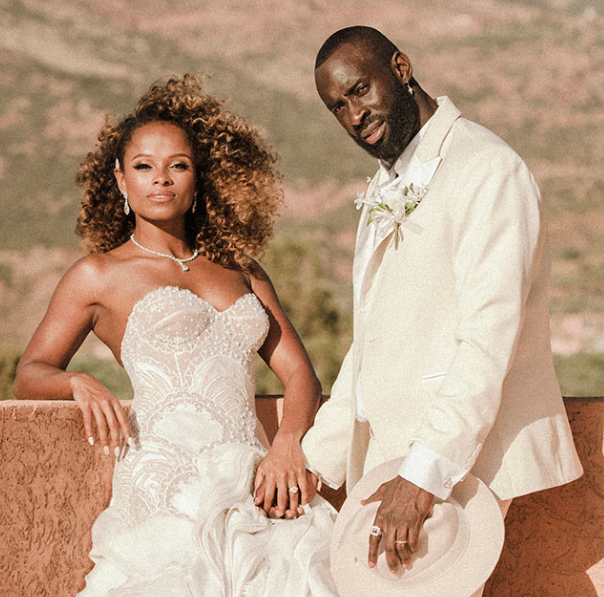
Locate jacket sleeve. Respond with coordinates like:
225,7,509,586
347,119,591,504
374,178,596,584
301,343,355,489
410,147,544,475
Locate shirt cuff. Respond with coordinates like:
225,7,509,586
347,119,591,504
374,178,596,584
305,464,340,491
398,442,468,500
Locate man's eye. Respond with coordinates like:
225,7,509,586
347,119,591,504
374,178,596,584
357,85,369,95
333,104,343,115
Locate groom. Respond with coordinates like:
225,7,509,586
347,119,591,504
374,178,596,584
301,26,583,590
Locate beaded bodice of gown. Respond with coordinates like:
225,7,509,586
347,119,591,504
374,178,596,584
79,284,339,597
114,286,269,526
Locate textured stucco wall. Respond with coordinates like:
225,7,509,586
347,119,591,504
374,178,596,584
487,399,604,597
0,398,602,596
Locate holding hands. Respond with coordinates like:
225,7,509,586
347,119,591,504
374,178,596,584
254,435,318,518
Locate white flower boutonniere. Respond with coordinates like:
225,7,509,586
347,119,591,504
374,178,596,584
355,181,427,248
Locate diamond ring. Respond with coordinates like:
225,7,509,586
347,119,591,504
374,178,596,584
370,525,383,537
288,486,299,494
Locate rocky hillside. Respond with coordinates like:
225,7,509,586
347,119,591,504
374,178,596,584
1,0,603,361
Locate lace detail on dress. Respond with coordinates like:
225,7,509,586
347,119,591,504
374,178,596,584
115,287,269,525
78,285,338,597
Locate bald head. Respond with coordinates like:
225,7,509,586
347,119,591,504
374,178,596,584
315,26,399,71
314,27,438,162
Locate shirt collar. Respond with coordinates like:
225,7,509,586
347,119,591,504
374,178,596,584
376,106,437,185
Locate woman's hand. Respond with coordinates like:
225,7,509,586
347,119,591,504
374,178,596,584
254,435,315,518
70,372,133,458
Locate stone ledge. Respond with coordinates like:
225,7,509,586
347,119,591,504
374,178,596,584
1,398,603,596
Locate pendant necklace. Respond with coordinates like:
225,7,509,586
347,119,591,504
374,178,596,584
130,234,199,272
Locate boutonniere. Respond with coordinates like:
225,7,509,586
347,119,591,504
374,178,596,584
355,180,427,248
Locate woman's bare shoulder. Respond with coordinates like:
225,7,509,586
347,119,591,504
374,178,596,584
58,247,130,301
246,259,272,287
246,259,282,309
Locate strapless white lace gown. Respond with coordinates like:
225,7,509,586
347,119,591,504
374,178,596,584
78,286,338,597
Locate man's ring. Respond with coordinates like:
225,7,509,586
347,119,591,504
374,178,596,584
395,540,408,545
288,486,299,494
370,525,383,537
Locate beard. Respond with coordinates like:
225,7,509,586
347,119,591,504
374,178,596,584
352,85,421,162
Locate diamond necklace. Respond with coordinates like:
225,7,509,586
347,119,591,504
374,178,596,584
130,234,199,272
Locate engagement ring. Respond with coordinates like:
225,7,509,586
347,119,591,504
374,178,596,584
288,486,299,494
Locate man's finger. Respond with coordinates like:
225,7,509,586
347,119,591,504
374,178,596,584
408,523,422,553
384,524,400,573
361,486,383,506
267,506,283,519
367,521,383,568
395,530,412,568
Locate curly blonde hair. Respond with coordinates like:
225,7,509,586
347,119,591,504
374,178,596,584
76,74,282,271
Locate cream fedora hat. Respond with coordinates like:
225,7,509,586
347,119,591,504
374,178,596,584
330,458,505,597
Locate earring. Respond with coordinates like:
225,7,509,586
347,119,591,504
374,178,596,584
192,194,197,214
407,82,414,95
123,191,130,216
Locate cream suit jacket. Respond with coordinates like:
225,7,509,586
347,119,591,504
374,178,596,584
302,97,583,500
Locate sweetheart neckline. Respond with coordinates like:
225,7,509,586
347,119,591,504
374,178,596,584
128,286,257,320
118,286,260,364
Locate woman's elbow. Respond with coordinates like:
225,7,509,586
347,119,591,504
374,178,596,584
12,375,27,399
12,363,34,400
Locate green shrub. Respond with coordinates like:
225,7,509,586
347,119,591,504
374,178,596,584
0,349,21,400
255,235,352,394
554,352,604,398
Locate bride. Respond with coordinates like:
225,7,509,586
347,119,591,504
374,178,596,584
13,75,338,596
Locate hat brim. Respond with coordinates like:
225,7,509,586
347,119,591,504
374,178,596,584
330,458,505,597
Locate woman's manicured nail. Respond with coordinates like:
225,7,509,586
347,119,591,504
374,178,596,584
127,437,134,448
114,447,120,458
103,446,110,456
88,437,94,446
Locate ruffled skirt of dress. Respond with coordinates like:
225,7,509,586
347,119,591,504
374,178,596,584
77,443,339,597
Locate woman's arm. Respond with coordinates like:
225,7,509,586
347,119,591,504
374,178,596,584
13,257,132,456
249,263,322,517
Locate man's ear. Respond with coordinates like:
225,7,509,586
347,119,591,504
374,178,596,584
390,51,413,85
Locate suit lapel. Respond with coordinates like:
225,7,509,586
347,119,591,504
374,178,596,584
355,97,462,307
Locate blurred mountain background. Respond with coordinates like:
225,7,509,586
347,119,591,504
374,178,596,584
1,0,603,398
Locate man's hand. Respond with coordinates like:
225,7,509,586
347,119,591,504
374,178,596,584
257,471,319,519
254,438,315,518
361,476,434,574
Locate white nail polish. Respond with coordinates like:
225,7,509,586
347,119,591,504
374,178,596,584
114,447,120,458
103,446,110,456
88,437,94,446
127,437,134,448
